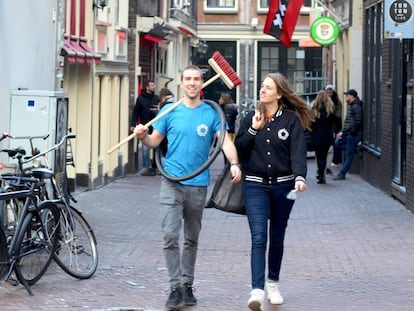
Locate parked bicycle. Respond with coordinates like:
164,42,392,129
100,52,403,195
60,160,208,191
0,133,98,282
0,133,49,235
0,175,60,295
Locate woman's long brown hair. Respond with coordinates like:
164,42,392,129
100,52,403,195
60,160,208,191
266,73,314,129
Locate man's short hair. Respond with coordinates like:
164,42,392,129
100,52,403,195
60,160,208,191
180,65,203,81
143,79,155,88
344,89,358,97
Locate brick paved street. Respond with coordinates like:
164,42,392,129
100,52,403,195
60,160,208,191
1,157,414,311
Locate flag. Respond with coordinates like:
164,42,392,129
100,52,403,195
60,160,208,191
264,0,305,48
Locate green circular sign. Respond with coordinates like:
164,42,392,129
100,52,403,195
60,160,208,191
310,16,340,46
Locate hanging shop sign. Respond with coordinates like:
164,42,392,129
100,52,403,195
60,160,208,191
384,0,414,39
310,16,340,46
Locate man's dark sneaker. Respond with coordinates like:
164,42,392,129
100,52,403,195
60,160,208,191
182,284,197,306
165,287,183,310
326,168,332,175
140,168,156,176
333,174,346,180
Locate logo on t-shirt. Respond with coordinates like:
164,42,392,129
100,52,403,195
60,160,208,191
197,124,209,136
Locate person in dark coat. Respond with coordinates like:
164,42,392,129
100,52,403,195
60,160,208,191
333,89,363,180
310,90,336,184
219,93,238,141
324,84,343,169
157,88,174,156
130,79,159,175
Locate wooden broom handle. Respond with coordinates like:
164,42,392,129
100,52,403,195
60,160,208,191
107,70,232,155
107,98,184,154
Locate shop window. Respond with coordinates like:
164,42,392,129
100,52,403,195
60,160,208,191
258,42,323,95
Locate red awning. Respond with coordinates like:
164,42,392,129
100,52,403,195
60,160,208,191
79,40,102,64
177,26,195,37
143,34,165,43
69,39,87,64
61,38,102,65
62,39,77,64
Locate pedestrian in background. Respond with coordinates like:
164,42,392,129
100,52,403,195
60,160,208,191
309,90,336,184
219,92,239,141
158,87,174,110
130,79,159,176
134,65,242,310
324,84,343,171
333,89,363,180
157,88,174,156
235,72,312,310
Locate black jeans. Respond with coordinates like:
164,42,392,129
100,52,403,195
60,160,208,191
314,144,331,176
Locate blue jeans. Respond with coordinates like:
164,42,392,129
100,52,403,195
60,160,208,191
159,179,207,289
339,134,362,176
332,138,344,165
244,181,295,289
141,143,150,169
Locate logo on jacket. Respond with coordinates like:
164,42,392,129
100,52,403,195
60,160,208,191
278,128,289,140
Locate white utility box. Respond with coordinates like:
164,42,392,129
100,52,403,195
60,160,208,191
9,90,68,178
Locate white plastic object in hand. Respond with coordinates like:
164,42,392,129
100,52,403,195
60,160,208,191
286,189,298,200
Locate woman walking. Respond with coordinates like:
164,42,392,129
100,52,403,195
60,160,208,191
235,73,313,310
309,90,336,184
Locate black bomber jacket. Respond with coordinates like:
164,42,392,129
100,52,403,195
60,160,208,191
235,109,307,181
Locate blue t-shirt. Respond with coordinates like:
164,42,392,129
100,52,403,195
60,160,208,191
154,101,222,186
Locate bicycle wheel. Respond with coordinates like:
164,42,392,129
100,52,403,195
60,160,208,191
1,196,23,238
12,202,59,286
54,205,98,279
0,226,8,279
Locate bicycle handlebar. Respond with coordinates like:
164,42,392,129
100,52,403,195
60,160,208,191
21,134,76,164
0,132,10,141
1,133,50,141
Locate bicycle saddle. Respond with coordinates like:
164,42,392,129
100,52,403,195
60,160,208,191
30,167,54,179
1,147,26,157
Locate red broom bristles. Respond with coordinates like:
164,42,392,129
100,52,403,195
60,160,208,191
205,51,242,89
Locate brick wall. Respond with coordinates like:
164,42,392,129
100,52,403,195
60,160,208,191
361,0,414,212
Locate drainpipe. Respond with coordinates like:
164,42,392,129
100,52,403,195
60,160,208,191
54,0,65,92
244,0,251,108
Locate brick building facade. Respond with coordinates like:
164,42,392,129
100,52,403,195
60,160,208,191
361,0,414,211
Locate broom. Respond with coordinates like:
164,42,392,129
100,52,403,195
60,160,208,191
107,51,242,154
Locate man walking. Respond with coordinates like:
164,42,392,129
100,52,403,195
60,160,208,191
130,79,159,175
333,89,363,180
133,65,242,310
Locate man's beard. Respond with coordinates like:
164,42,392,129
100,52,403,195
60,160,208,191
187,93,199,100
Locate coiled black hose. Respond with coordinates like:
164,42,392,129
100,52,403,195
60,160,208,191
154,99,226,182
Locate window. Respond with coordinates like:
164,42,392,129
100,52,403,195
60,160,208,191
363,3,383,150
258,42,323,96
155,47,168,75
115,30,127,58
258,0,312,14
204,0,238,13
97,26,108,55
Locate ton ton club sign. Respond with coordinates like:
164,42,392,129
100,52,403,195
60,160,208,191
384,0,414,39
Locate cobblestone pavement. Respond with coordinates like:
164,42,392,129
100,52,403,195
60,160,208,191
1,157,414,311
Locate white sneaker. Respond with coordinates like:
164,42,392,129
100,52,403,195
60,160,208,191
247,288,264,311
266,282,284,305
